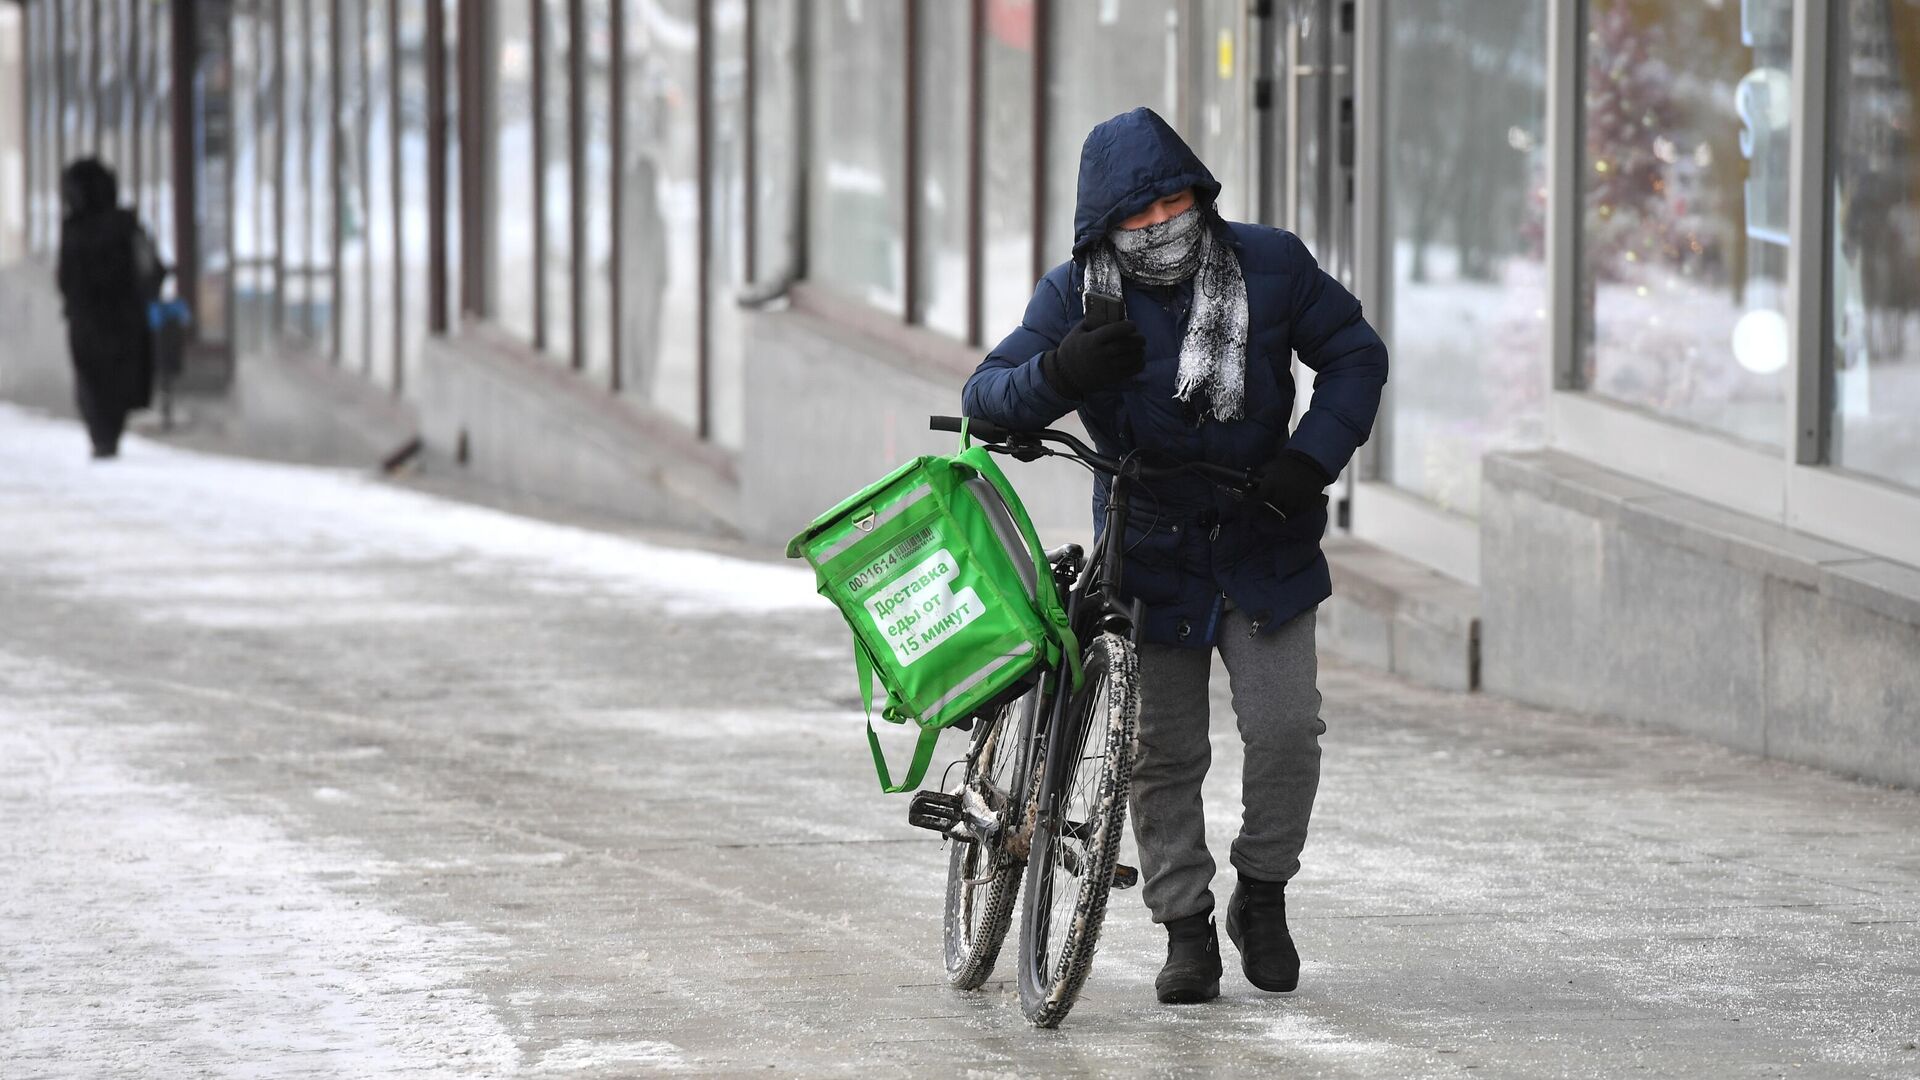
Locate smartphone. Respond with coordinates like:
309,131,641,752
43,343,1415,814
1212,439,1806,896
1084,292,1126,330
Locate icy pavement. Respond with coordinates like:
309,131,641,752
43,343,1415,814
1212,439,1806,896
1,403,1917,1078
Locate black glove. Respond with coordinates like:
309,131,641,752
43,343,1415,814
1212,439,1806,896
1040,318,1146,398
1254,449,1334,518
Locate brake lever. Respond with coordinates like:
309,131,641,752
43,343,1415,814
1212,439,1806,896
1008,436,1048,463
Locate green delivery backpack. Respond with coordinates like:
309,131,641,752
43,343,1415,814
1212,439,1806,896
786,422,1081,793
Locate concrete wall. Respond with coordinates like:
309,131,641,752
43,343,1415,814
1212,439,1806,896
413,327,737,535
0,262,76,415
1482,450,1920,789
739,298,1102,549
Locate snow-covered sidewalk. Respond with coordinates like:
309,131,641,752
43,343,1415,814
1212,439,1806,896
2,404,1917,1077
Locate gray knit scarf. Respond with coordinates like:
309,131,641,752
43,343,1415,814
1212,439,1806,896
1082,205,1249,422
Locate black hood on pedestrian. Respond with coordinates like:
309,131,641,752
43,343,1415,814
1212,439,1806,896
63,158,119,219
1071,107,1222,256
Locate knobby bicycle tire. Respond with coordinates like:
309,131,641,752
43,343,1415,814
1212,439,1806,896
1016,632,1140,1028
942,690,1036,989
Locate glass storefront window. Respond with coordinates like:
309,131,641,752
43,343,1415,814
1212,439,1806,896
28,3,51,253
61,1,80,181
97,0,120,172
281,0,309,342
1829,2,1920,491
367,0,398,385
399,0,430,378
582,0,615,381
442,0,462,325
1187,0,1249,225
193,0,232,346
492,0,535,344
619,0,700,427
337,0,370,372
1580,0,1793,449
150,0,173,273
751,0,802,292
709,0,749,446
913,0,970,341
230,3,269,353
808,0,905,313
979,0,1034,341
1384,0,1549,515
540,0,572,360
1047,0,1183,261
308,0,336,354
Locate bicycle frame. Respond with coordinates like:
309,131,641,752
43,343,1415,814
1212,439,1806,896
987,451,1172,864
931,414,1254,867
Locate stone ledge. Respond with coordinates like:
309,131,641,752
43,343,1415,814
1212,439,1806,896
1321,536,1479,692
1491,448,1920,625
1482,448,1920,789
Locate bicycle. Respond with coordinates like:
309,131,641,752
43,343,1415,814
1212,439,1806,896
910,414,1255,1027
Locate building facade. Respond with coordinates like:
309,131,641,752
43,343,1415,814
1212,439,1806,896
7,0,1919,785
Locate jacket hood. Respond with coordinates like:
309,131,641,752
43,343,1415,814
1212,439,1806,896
1072,107,1221,256
63,158,119,219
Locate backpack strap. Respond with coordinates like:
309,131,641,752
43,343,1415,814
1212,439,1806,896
854,637,941,793
955,440,1084,692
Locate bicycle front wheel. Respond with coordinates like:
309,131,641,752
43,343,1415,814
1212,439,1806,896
1016,632,1140,1028
942,689,1035,989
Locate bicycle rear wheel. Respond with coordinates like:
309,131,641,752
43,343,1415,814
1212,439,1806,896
941,689,1036,989
1016,632,1140,1027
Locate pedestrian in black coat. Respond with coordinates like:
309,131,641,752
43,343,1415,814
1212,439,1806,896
56,158,164,459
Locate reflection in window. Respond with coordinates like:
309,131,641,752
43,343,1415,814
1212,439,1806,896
492,0,536,343
709,0,749,446
619,0,700,427
150,0,173,273
399,0,430,381
1385,0,1548,515
913,0,970,341
97,0,120,173
541,0,573,360
979,0,1034,340
281,0,310,343
1046,0,1182,260
809,0,905,313
442,0,463,324
1187,0,1248,224
338,0,370,372
582,0,614,381
1831,2,1920,491
367,0,399,386
24,4,44,254
1580,0,1793,448
308,0,336,354
751,0,803,294
230,3,269,353
192,1,231,346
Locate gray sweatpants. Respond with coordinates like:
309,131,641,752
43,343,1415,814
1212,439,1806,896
1129,606,1323,924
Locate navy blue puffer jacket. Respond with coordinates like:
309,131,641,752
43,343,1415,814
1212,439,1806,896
962,108,1388,649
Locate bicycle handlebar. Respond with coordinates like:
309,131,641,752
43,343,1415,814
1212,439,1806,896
928,415,1255,492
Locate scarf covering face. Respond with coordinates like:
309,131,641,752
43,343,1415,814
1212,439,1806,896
1082,204,1249,422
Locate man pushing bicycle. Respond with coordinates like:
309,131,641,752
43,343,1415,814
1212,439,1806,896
962,107,1388,1004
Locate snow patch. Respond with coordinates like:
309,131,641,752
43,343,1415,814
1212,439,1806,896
0,403,823,620
530,1039,687,1072
0,651,523,1078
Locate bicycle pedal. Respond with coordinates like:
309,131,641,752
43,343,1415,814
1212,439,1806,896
907,790,965,835
1111,863,1139,890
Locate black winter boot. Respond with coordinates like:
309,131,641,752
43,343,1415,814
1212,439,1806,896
1226,876,1300,992
1155,910,1222,1004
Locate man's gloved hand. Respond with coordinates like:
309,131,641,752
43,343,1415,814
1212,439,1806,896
1041,318,1147,398
1254,449,1335,518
